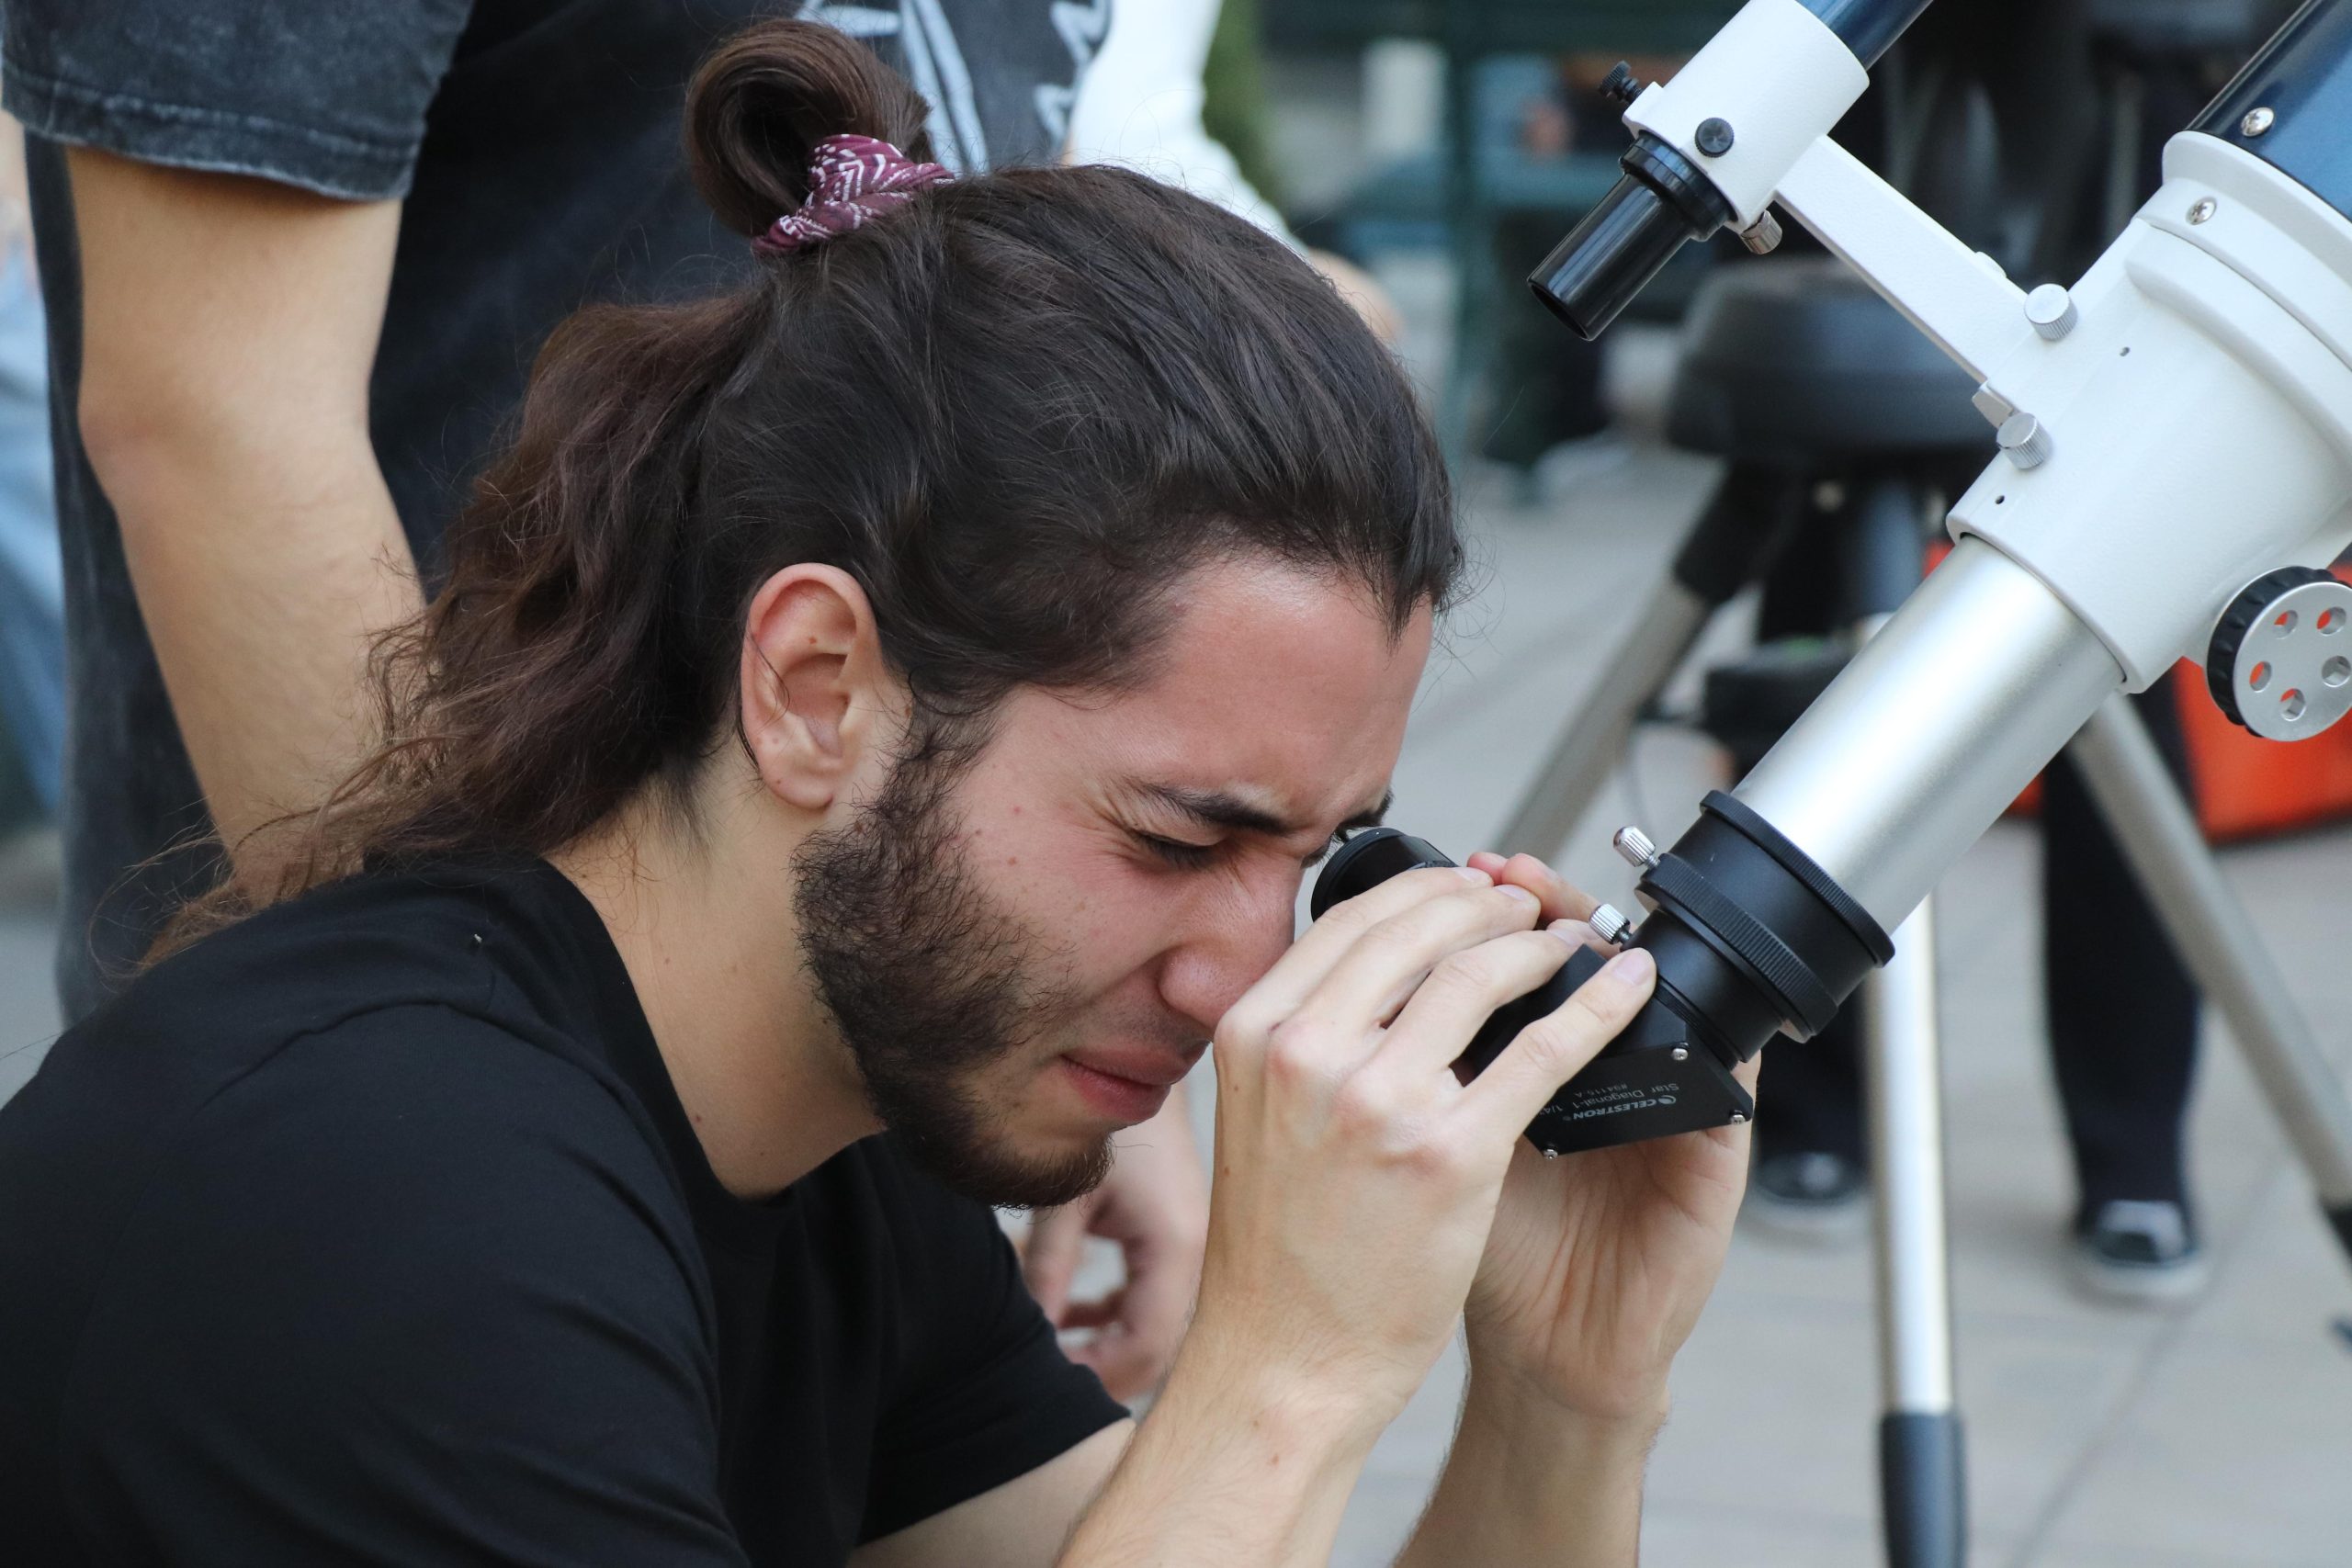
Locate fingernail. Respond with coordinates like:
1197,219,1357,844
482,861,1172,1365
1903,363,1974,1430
1605,948,1655,983
1498,884,1538,905
1546,918,1589,945
1455,866,1492,885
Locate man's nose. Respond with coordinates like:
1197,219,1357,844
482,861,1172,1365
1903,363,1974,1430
1159,870,1300,1032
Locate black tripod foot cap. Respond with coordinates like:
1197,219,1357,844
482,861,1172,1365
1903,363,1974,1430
1879,1412,1966,1568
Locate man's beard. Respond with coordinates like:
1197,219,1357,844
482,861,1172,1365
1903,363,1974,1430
792,734,1114,1208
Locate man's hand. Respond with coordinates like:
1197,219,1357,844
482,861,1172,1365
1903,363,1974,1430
1022,1092,1207,1400
1384,850,1752,1568
1058,863,1656,1567
1187,863,1657,1433
1456,851,1754,1425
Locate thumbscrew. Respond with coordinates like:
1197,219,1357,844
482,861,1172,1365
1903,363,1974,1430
1612,826,1660,871
1589,904,1636,947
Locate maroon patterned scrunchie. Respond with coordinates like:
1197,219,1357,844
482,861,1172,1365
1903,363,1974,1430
754,133,955,256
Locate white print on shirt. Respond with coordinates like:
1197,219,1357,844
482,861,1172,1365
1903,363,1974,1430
797,0,994,175
1035,0,1113,150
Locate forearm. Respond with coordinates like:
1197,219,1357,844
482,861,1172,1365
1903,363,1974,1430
66,145,413,886
1393,1368,1663,1568
1056,1336,1378,1567
96,424,418,873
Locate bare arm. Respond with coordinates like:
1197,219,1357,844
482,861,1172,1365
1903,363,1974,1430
1385,851,1758,1568
1052,1340,1384,1566
851,1422,1133,1568
1053,869,1664,1567
1058,852,1738,1568
853,1306,1391,1568
838,1312,1657,1568
1391,1371,1658,1568
69,147,418,882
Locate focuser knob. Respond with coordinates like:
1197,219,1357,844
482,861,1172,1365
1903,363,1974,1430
2206,567,2352,740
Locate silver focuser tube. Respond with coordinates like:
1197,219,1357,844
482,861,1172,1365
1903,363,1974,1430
1731,539,2123,931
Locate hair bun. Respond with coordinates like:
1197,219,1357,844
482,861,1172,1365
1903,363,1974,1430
685,18,936,240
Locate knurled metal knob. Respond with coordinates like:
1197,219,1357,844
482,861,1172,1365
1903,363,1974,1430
1589,904,1636,947
2024,283,2077,341
1600,61,1640,107
1611,826,1661,870
1997,411,2052,469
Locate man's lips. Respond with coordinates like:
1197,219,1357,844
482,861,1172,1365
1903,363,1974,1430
1062,1042,1205,1090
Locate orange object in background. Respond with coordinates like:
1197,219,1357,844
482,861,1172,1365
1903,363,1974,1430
2177,633,2352,840
2013,652,2352,839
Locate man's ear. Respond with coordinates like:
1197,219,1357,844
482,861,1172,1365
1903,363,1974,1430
739,565,899,813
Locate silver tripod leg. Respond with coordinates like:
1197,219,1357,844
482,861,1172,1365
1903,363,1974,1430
1860,899,1965,1568
1498,572,1713,860
2064,694,2352,1260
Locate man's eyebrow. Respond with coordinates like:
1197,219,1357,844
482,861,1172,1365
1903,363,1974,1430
1138,784,1392,839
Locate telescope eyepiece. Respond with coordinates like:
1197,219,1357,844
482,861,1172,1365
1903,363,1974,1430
1308,827,1452,921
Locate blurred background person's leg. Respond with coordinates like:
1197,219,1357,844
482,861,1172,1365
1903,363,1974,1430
0,112,62,838
1727,498,1875,1233
2042,677,2208,1296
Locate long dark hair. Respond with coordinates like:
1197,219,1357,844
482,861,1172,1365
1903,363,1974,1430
164,18,1460,953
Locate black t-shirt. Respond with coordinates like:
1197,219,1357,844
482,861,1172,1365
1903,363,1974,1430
1,0,1099,1018
0,859,1125,1564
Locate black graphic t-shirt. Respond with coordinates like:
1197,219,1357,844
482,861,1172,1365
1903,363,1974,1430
4,0,1099,1017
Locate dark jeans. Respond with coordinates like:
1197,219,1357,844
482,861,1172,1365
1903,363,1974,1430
1759,673,2201,1218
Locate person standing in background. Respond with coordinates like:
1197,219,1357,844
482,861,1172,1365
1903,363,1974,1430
7,0,1110,1015
1067,0,1399,340
3,0,1214,1396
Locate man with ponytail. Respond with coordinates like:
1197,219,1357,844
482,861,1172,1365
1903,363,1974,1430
0,20,1754,1566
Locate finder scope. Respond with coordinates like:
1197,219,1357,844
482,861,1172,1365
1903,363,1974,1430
1529,0,1935,339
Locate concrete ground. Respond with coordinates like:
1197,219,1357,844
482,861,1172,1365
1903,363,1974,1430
4,446,2348,1564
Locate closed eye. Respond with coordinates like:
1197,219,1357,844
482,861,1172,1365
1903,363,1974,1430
1301,830,1351,870
1140,829,1352,871
1136,831,1219,870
